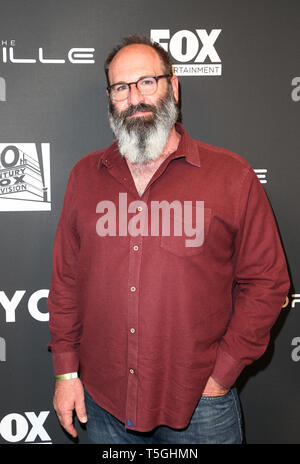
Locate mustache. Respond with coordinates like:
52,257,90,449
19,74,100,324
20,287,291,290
118,103,157,120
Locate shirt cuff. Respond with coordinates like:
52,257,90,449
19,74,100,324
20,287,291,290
51,351,79,376
210,348,245,389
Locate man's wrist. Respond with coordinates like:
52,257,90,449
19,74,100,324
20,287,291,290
55,372,78,381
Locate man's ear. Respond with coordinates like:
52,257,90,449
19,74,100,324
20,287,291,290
170,74,179,103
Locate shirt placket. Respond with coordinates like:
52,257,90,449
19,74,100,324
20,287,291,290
125,188,150,429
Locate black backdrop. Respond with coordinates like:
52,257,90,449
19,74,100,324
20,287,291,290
0,0,299,444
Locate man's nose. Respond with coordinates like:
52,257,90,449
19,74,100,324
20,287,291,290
127,83,145,105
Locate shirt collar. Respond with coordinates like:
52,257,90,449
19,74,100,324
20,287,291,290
171,123,201,167
97,122,201,170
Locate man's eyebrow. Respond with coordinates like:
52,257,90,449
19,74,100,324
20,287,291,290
110,80,127,86
110,75,153,86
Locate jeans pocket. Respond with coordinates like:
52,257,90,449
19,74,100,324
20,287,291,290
191,388,243,443
201,388,231,401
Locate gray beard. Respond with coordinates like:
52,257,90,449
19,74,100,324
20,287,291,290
108,90,178,164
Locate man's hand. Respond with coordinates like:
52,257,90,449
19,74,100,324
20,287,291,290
53,377,87,437
202,376,230,396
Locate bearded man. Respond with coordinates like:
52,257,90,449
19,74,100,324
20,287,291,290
48,35,289,444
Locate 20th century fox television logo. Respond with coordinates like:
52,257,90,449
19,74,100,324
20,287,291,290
0,143,51,211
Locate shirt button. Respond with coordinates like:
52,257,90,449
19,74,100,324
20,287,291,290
133,245,139,251
130,328,136,334
130,286,136,292
129,369,135,374
137,206,143,211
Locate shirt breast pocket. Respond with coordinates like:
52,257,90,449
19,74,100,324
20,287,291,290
160,207,212,258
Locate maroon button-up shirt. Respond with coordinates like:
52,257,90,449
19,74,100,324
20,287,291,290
48,123,289,432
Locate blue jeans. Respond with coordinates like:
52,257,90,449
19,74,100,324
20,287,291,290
84,387,243,444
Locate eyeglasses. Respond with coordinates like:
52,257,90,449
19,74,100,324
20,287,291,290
107,74,172,102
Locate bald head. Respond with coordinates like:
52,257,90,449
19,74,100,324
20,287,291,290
104,34,173,85
108,44,166,87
